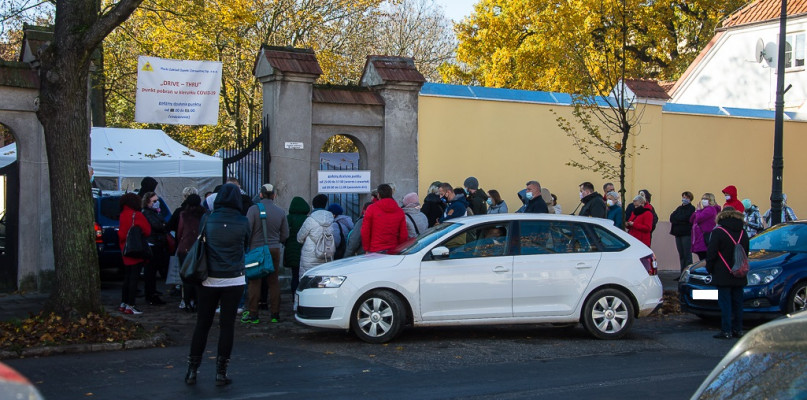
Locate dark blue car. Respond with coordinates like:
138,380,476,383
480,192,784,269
678,221,807,319
93,189,171,269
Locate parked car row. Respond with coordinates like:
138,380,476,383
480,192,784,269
295,214,663,343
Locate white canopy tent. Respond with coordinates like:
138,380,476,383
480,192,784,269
0,127,222,209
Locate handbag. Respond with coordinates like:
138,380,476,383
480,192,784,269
245,203,275,280
180,217,209,284
123,212,153,259
165,255,182,285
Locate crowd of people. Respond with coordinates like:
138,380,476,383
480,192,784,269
115,175,799,383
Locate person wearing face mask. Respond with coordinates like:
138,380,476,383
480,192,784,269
605,191,623,229
523,180,549,213
438,182,468,222
742,199,764,237
141,191,168,306
669,191,696,271
690,192,721,261
721,185,745,212
486,189,508,214
578,181,607,218
626,195,653,247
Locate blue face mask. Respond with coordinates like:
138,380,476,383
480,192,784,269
525,192,534,200
486,198,493,206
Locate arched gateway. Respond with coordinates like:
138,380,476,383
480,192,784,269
253,47,424,210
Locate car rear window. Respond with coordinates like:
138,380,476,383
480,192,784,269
590,226,629,252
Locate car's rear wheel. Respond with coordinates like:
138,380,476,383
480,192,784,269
786,281,807,314
582,288,634,340
350,290,405,344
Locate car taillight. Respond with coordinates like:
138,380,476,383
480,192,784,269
640,254,657,276
94,222,103,243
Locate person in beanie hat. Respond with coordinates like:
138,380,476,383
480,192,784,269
402,192,428,238
464,176,488,215
421,181,445,228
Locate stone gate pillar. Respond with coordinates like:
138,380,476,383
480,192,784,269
360,56,425,197
254,46,321,209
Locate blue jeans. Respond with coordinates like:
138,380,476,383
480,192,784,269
717,286,744,334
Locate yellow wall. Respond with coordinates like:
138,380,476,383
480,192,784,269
419,94,807,219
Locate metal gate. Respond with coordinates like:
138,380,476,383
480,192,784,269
0,160,19,292
221,116,269,198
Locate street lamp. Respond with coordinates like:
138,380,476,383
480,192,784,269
770,0,787,225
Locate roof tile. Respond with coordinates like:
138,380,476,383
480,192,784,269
312,86,384,105
624,79,671,100
722,0,807,29
258,46,322,76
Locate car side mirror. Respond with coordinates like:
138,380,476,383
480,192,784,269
431,246,450,260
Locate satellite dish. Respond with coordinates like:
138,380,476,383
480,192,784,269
756,38,765,63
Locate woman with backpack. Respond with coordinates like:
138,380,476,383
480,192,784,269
705,207,749,340
297,194,335,276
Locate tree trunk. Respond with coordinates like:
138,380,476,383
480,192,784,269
37,1,103,316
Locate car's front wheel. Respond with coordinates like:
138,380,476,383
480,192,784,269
786,281,807,314
582,288,634,340
350,290,405,344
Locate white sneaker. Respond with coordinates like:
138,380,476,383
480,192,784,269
237,307,244,314
179,299,186,309
215,306,220,314
124,305,143,315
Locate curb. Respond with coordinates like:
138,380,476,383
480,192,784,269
0,333,168,360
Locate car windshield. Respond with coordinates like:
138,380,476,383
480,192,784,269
750,223,807,253
386,222,462,255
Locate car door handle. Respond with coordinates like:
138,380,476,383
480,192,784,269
493,266,510,273
576,263,593,269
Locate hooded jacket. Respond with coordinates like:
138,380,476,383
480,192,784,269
467,189,488,216
440,193,469,222
488,200,508,214
744,205,764,237
579,192,607,218
421,192,445,228
722,185,745,212
690,204,721,253
297,209,334,273
705,209,749,287
284,197,310,269
627,206,654,247
362,198,408,252
205,183,251,278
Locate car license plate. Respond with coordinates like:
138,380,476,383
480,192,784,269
293,293,299,312
692,289,718,300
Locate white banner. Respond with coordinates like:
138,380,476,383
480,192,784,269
135,56,222,125
317,170,371,193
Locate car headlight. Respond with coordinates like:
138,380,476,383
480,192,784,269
307,276,346,289
679,269,690,284
746,267,782,286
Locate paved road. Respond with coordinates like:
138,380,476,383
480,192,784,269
4,270,747,400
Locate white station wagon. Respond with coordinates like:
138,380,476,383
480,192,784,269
295,214,663,343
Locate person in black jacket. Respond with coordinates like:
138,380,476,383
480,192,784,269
578,182,607,218
141,192,168,306
524,180,549,213
464,176,488,215
186,183,250,386
421,181,445,227
670,191,696,271
705,208,749,339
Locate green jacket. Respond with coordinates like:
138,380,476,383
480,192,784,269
284,196,311,269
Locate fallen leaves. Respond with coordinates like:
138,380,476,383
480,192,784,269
0,311,150,352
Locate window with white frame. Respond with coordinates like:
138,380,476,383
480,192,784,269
784,32,805,68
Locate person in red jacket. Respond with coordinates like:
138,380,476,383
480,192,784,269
626,195,653,247
721,185,745,212
361,184,408,253
118,192,152,315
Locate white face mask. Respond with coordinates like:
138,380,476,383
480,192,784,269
606,199,614,207
151,201,160,210
701,199,710,207
579,192,584,199
725,195,731,201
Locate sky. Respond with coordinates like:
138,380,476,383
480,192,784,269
433,0,477,22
